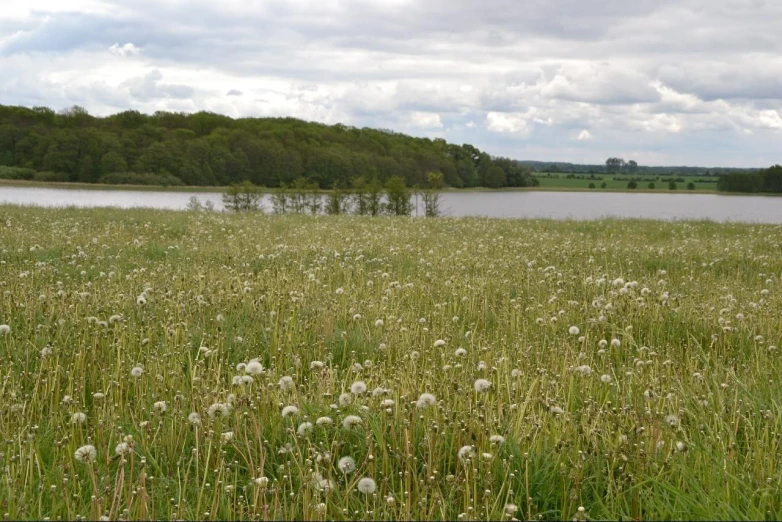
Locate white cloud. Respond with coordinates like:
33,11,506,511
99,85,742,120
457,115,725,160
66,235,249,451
108,42,140,57
577,130,592,140
486,112,530,135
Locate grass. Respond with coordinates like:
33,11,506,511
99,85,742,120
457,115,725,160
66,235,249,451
535,176,718,193
0,206,781,520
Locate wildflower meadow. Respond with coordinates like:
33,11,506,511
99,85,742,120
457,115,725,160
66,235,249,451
0,206,780,520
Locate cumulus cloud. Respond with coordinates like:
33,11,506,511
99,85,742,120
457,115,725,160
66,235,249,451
0,0,781,166
108,43,140,57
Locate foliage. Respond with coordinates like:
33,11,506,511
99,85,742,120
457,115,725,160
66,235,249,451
221,180,264,212
421,171,444,218
669,181,678,190
717,165,782,193
384,176,413,216
0,104,537,189
627,180,637,189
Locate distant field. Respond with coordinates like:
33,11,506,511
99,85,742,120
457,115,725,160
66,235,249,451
536,175,718,192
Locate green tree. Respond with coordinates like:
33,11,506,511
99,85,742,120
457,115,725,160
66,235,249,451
421,171,445,218
627,180,637,189
648,182,655,189
101,151,128,174
668,181,677,190
222,180,264,212
485,166,506,188
687,182,696,190
384,176,412,216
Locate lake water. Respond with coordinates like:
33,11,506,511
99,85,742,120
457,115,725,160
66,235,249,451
0,185,780,223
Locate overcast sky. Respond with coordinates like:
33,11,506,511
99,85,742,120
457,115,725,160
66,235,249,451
1,0,780,167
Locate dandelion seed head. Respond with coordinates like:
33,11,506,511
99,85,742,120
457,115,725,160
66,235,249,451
338,456,356,474
281,405,299,418
350,381,367,395
473,378,492,392
74,445,97,463
357,477,376,494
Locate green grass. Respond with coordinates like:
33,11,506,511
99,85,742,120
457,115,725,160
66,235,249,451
535,175,719,192
0,206,780,520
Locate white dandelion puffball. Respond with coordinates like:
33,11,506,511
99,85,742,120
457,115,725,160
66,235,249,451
310,360,325,370
568,326,580,335
71,412,87,424
550,406,565,415
665,414,680,428
342,415,362,429
455,348,467,357
611,338,621,348
245,360,264,375
338,456,356,474
339,392,353,406
221,431,234,444
600,374,612,384
434,339,446,348
350,381,367,395
335,287,344,295
207,402,230,418
278,376,295,392
474,379,492,393
0,325,10,335
297,422,314,436
416,393,436,409
281,405,299,418
357,477,377,494
316,416,333,426
375,319,384,327
115,442,131,456
131,366,144,378
188,412,202,425
457,445,475,462
74,445,97,463
153,401,167,413
490,434,505,444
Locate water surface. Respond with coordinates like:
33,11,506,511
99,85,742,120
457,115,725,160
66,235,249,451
0,186,780,223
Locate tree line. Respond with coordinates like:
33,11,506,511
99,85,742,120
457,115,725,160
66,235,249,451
716,165,782,193
0,105,537,190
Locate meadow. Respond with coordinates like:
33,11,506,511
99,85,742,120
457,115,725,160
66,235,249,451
534,176,719,192
0,206,780,521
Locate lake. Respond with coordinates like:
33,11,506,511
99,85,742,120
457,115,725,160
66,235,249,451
0,185,780,223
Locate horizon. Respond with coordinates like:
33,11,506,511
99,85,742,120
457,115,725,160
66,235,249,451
2,1,781,168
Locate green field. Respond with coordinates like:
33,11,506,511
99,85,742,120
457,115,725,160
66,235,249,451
536,175,719,192
0,207,780,520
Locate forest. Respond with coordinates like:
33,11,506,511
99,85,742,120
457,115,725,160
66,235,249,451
716,165,782,193
0,105,537,189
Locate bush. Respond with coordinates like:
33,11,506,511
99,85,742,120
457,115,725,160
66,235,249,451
588,182,595,189
687,182,696,190
600,182,607,189
627,181,638,189
0,166,35,180
34,171,69,182
669,181,677,190
648,182,655,189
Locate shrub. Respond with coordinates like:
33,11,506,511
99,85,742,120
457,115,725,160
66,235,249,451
222,180,264,212
627,181,638,189
0,166,35,180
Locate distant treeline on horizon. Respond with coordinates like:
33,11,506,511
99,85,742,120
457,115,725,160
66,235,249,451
0,104,537,189
518,160,757,176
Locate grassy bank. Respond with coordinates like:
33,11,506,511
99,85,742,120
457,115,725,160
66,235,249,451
0,207,780,520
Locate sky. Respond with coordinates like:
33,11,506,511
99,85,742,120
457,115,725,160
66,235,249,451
1,0,781,167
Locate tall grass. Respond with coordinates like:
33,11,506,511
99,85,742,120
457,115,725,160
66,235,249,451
0,206,780,520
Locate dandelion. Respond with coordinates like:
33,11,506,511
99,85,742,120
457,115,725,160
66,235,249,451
0,325,10,334
505,504,519,516
457,445,475,463
357,477,376,494
575,365,592,377
221,431,234,444
40,346,52,358
342,415,362,429
281,405,299,418
338,456,356,474
375,319,384,327
372,387,387,397
455,348,467,357
550,406,565,415
598,339,608,349
316,416,333,426
676,441,688,452
434,339,446,347
311,360,325,370
490,434,505,444
136,294,146,305
665,414,680,428
568,326,580,335
131,366,144,378
71,412,87,424
278,376,295,392
188,412,201,425
416,393,436,409
473,379,492,392
350,381,367,395
381,399,395,408
339,393,353,406
600,374,612,384
207,402,230,418
511,368,521,378
254,477,269,487
115,442,131,456
245,360,264,375
74,445,97,463
335,287,344,295
611,338,621,348
297,422,314,436
153,401,167,413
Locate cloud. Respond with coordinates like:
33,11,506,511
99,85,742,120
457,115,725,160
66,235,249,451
108,42,140,57
0,0,781,166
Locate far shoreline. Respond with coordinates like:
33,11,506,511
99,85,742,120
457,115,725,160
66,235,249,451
0,178,777,197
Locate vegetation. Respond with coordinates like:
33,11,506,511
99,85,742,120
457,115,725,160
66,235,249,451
519,160,754,177
717,165,782,194
0,206,781,520
0,105,537,190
